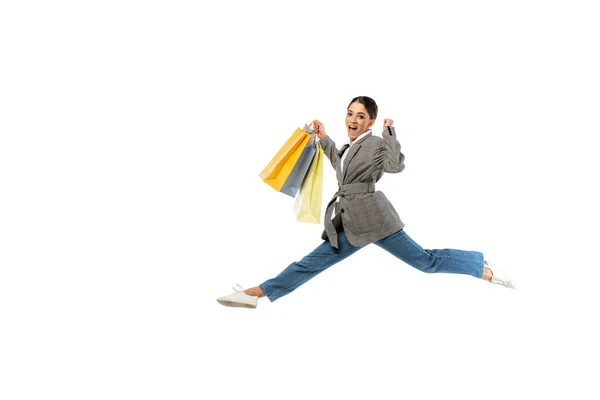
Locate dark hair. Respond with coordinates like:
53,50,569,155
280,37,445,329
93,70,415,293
348,96,378,120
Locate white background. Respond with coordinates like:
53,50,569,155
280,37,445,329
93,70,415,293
1,1,599,399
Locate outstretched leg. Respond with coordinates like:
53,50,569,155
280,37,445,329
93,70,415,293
258,232,363,302
217,232,363,308
375,229,485,278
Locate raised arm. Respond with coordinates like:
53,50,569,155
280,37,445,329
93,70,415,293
374,119,405,173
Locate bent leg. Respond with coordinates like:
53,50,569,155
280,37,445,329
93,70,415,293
260,232,362,302
375,229,484,278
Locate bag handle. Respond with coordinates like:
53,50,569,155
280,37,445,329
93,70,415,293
303,120,317,134
303,120,319,148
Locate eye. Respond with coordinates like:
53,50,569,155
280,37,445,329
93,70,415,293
347,112,352,116
358,115,364,119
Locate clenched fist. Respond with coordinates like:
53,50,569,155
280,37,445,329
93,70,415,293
313,120,327,140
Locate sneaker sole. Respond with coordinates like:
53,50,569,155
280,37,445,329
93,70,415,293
217,299,257,309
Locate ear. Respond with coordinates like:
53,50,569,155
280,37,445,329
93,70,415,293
368,119,375,128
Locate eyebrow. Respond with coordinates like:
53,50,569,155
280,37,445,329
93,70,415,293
348,110,367,115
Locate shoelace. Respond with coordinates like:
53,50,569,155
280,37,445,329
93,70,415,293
491,276,508,286
232,284,244,292
490,274,513,287
485,262,515,288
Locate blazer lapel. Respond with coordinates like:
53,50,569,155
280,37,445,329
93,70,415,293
342,132,371,181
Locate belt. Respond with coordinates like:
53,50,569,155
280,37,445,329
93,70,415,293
324,182,375,248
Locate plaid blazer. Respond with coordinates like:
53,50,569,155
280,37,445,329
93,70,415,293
320,127,405,248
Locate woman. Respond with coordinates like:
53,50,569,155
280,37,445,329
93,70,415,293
217,96,516,309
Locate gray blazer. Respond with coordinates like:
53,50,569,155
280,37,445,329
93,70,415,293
320,126,406,248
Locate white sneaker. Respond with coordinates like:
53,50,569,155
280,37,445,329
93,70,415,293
216,284,259,308
485,261,517,289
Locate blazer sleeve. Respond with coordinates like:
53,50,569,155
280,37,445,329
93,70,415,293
319,135,340,171
374,126,405,173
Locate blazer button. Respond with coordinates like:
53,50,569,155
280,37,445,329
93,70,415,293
341,209,345,213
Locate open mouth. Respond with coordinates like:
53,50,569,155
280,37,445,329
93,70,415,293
348,125,358,132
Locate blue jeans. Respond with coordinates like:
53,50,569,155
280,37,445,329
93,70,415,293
259,229,484,302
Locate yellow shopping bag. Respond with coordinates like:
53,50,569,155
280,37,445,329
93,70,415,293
293,141,323,224
259,126,312,192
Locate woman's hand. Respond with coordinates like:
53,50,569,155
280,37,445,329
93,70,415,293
383,118,394,128
313,120,327,140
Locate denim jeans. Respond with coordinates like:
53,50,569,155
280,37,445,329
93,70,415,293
259,229,484,302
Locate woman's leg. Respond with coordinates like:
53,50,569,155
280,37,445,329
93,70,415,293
374,229,485,278
253,232,363,302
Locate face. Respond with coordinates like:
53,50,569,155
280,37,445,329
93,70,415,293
346,101,375,142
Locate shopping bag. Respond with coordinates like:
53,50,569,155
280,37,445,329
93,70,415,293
280,135,317,197
293,141,323,224
259,125,312,192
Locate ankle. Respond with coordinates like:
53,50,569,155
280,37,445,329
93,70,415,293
244,287,265,298
482,266,493,281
